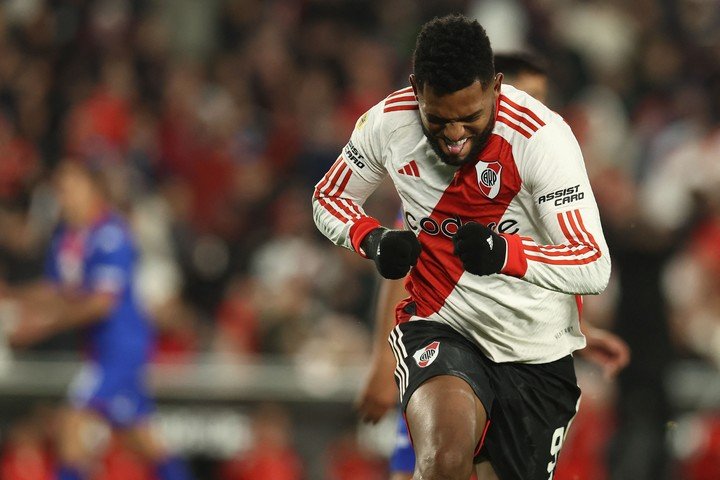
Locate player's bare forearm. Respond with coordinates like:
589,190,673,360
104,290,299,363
578,323,630,378
54,292,116,329
6,285,115,346
356,278,407,422
373,278,407,352
1,281,57,306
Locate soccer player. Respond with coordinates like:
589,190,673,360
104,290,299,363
5,161,191,480
313,15,612,479
355,51,631,480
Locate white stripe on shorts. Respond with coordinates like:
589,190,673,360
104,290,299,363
389,326,410,400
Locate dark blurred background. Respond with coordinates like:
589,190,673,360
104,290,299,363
0,0,719,479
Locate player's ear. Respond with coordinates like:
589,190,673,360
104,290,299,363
409,74,419,99
493,73,503,96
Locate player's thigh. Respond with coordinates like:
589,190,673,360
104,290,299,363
58,406,111,464
406,375,487,463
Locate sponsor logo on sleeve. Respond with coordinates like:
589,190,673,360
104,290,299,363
413,341,440,368
343,140,366,169
355,112,369,130
537,185,584,207
475,161,502,199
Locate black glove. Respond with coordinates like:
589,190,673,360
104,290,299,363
452,222,507,276
361,228,422,279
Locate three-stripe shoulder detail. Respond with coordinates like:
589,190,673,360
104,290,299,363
496,95,546,139
384,87,418,113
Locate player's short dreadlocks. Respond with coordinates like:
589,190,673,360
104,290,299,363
413,14,495,96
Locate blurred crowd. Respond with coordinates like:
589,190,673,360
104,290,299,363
0,0,719,479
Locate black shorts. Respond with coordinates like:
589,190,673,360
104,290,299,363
388,320,581,480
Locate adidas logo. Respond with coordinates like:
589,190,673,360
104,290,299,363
398,160,420,177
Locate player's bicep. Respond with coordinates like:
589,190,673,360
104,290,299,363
528,122,596,220
525,122,608,253
344,103,388,183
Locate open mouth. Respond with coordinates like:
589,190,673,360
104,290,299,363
442,137,470,156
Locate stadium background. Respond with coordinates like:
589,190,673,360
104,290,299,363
0,0,719,478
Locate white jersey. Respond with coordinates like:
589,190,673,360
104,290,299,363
313,84,610,363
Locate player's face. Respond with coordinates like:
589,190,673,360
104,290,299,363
412,75,502,167
55,164,96,226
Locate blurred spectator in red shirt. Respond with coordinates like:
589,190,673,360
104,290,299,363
0,416,55,480
65,58,135,166
0,114,40,203
213,276,261,359
93,435,154,480
679,414,720,480
324,430,386,480
219,404,303,480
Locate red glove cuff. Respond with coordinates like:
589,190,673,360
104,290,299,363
500,233,528,277
350,217,382,257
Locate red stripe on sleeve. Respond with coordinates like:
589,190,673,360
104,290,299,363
314,157,344,197
330,198,360,221
573,210,600,250
332,166,353,197
557,211,575,243
524,242,587,251
522,211,601,265
498,105,540,133
384,105,420,113
322,162,349,196
350,202,364,217
386,87,413,99
523,244,594,257
317,198,352,223
496,117,532,138
338,198,363,218
385,95,417,105
565,210,588,244
500,95,545,127
524,252,601,265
